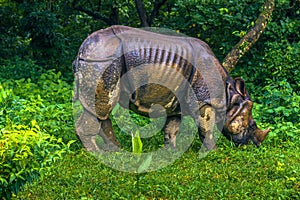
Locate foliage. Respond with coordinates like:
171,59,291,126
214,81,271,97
159,0,266,59
236,14,300,95
1,0,298,81
0,0,88,76
252,80,300,144
0,70,80,198
0,121,74,199
0,58,46,82
259,80,299,124
0,70,78,144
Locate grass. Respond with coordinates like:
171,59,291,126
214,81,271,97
1,70,298,199
13,137,300,200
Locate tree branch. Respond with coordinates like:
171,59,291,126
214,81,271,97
149,0,168,26
222,0,275,72
97,0,102,12
71,0,113,26
134,0,150,27
110,2,119,25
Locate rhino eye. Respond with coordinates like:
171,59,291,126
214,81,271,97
249,120,257,130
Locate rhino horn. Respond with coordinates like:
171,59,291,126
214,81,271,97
253,128,270,147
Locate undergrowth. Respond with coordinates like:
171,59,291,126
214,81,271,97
0,69,299,199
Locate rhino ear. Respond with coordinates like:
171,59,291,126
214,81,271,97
234,78,247,97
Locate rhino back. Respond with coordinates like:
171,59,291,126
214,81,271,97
112,26,228,113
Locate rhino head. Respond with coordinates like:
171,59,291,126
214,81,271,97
222,78,270,147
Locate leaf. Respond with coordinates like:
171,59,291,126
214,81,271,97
219,8,229,15
131,130,143,154
137,154,152,173
0,177,9,185
111,103,120,116
67,140,76,148
9,174,16,183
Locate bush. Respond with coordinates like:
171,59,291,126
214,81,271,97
0,58,46,82
0,70,78,144
252,79,300,144
233,0,300,94
0,70,79,198
0,121,74,199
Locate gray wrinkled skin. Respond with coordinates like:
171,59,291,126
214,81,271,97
73,25,269,152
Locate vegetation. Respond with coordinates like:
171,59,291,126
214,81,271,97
0,0,299,199
0,71,79,198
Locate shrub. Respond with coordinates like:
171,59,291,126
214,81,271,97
0,70,78,145
0,58,45,82
252,79,300,144
0,121,74,199
0,70,79,198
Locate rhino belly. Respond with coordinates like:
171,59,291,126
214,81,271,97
127,83,180,116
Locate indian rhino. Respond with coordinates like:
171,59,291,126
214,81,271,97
73,25,269,152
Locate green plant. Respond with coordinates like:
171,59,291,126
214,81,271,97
260,80,300,124
0,58,45,82
234,0,300,96
0,121,74,199
0,70,78,145
131,130,152,196
0,70,82,198
252,79,300,145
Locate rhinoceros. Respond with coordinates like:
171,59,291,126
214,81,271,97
73,25,269,152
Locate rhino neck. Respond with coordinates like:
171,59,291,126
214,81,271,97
225,77,235,109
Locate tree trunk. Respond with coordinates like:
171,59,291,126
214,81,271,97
222,0,275,73
71,0,118,26
134,0,168,27
149,0,168,26
134,0,150,27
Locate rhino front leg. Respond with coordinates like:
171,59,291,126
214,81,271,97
76,110,121,152
198,105,216,151
99,118,121,151
164,117,181,148
75,110,102,152
93,59,121,151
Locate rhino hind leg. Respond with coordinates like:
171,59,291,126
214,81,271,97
198,105,217,151
164,117,181,148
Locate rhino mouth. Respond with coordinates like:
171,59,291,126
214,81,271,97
221,127,250,146
230,127,270,147
231,130,251,145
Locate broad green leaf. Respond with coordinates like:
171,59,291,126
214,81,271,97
9,174,16,183
137,154,152,173
131,130,143,154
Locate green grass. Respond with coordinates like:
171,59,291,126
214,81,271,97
13,138,300,200
1,70,299,199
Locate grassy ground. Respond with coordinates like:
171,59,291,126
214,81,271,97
14,137,299,200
